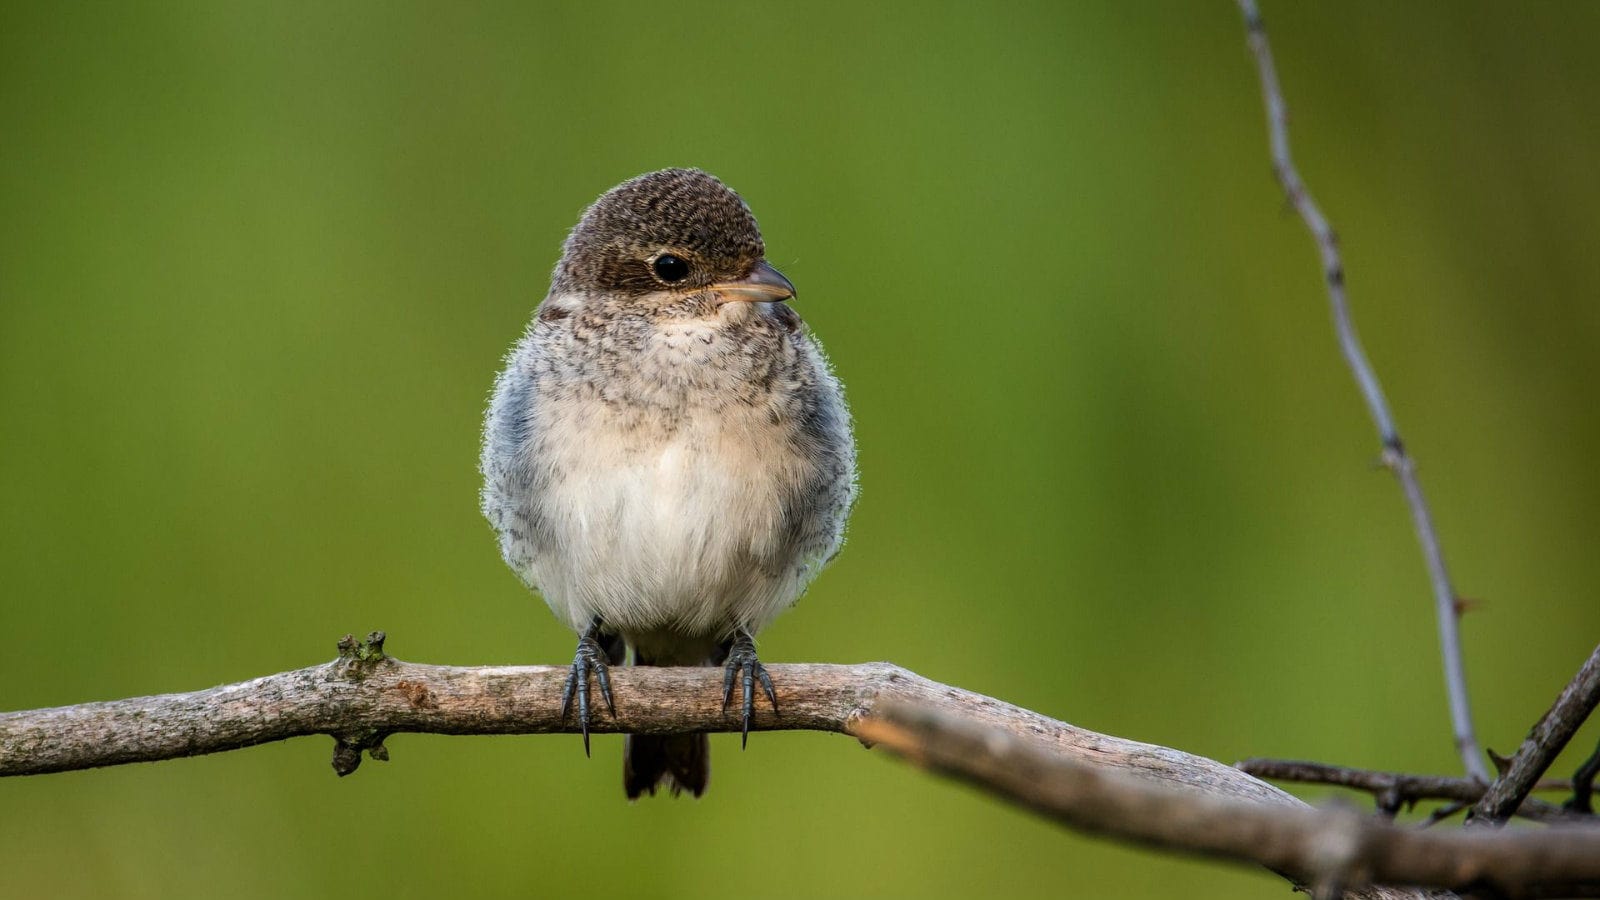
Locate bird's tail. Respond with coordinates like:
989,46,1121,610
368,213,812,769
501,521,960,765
623,732,709,799
623,647,710,799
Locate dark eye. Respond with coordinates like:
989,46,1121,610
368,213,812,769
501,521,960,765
652,253,690,283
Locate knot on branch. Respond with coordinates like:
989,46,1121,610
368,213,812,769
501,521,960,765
331,729,390,777
335,631,391,679
327,631,395,775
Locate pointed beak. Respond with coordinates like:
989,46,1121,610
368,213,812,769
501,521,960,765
710,260,796,304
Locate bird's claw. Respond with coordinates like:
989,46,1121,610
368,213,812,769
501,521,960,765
560,626,616,756
720,630,777,748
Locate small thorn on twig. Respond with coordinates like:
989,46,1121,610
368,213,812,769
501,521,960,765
1375,787,1403,819
1487,749,1512,776
1452,596,1483,616
1376,446,1405,475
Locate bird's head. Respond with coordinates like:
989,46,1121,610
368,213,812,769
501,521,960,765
551,168,795,310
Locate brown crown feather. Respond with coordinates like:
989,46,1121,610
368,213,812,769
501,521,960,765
552,168,767,298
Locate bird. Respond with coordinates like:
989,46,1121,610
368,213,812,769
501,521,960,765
480,168,857,798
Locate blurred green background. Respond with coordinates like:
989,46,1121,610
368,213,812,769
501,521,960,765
4,2,1598,897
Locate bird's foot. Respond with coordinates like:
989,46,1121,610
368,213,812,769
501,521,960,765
719,629,777,748
560,619,621,756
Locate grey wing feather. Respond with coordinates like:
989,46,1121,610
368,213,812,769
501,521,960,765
480,330,549,586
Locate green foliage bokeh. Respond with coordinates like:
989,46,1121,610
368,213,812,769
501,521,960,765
3,3,1598,898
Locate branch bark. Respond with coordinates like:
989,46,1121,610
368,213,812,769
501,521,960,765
866,704,1600,899
0,633,1288,806
1234,0,1488,781
1471,643,1600,824
8,634,1600,897
0,641,1447,900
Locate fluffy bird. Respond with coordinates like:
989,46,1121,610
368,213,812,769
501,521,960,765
480,168,857,798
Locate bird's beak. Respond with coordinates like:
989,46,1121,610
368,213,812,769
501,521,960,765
710,260,796,304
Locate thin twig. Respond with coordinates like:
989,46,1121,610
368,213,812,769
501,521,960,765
866,703,1600,899
1471,643,1600,824
1570,736,1600,815
1234,0,1488,782
1420,802,1468,829
1239,758,1587,824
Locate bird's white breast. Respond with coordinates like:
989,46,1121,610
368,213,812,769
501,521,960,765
513,315,818,640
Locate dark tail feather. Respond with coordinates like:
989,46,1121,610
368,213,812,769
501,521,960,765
624,644,712,799
624,733,709,799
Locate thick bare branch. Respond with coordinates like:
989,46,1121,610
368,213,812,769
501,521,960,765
1234,0,1487,781
866,704,1600,899
1471,643,1600,824
1,633,1444,899
0,634,1285,805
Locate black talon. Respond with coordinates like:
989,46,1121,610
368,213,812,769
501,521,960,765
561,618,618,756
757,665,778,712
595,657,615,716
721,660,739,710
719,629,777,749
741,657,755,743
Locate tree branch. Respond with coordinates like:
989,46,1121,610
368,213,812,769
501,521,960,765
1234,0,1488,781
0,633,1290,806
1570,736,1600,815
866,704,1600,899
0,638,1453,900
11,634,1600,897
1238,758,1586,824
1471,643,1600,825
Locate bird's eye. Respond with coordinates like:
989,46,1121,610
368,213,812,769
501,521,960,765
652,253,690,283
